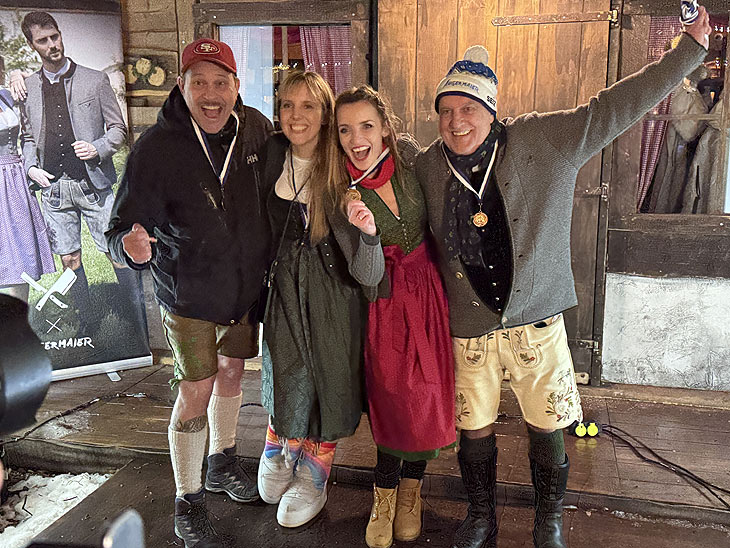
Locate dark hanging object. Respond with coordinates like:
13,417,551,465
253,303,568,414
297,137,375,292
0,294,51,436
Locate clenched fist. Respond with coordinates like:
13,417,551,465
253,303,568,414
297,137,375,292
122,223,157,264
347,199,377,237
72,140,99,161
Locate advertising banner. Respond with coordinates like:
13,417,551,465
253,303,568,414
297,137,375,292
0,2,151,379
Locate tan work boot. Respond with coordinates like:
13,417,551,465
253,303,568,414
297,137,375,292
365,485,397,548
394,477,423,541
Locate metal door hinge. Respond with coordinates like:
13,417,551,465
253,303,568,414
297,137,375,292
575,338,601,353
492,10,619,27
585,183,609,201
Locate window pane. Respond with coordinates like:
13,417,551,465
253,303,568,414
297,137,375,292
220,24,353,126
220,25,275,122
638,15,728,214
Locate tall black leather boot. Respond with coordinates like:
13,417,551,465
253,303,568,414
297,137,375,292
451,444,498,548
530,454,569,548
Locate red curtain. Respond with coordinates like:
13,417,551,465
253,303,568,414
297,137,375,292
300,26,352,95
637,17,683,210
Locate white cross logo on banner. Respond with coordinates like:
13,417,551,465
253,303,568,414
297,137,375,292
45,318,62,333
21,268,78,311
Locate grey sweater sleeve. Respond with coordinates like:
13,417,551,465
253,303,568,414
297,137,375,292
535,33,708,169
349,231,385,288
329,206,386,299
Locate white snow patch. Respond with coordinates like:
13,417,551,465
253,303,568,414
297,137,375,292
611,510,730,533
0,472,110,548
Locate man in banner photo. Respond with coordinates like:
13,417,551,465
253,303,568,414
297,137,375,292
106,38,272,547
17,11,145,336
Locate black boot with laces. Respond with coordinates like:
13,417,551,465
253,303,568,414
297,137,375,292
205,445,259,502
174,489,225,548
530,454,569,548
452,444,498,548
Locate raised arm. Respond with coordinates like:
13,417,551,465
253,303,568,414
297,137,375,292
536,24,709,170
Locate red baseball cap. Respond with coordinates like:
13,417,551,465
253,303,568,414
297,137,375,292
181,38,237,74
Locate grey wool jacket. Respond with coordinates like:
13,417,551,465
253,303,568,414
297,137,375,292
416,34,707,338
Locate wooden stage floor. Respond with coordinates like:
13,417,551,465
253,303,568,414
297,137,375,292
7,360,730,546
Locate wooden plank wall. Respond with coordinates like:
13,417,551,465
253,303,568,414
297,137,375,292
377,0,418,134
378,0,610,145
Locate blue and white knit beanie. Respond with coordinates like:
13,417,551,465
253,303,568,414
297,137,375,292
435,45,498,116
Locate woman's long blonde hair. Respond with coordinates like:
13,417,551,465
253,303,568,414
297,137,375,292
329,86,405,216
278,71,336,245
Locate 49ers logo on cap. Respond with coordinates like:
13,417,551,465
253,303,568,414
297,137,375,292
195,41,221,55
181,38,237,73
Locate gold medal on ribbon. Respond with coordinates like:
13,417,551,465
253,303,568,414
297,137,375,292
346,188,361,201
472,211,488,227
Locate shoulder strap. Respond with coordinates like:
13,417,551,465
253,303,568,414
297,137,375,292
267,148,297,282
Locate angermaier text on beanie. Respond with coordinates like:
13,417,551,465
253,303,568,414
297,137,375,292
435,45,498,116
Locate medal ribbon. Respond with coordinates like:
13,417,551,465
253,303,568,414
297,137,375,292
442,141,498,201
191,111,239,188
346,147,391,191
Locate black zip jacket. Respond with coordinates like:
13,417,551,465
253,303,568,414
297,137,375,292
106,87,272,325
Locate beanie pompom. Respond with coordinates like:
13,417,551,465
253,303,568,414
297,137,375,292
463,45,489,67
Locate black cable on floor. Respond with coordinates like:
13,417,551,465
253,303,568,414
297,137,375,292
603,424,730,495
602,423,730,511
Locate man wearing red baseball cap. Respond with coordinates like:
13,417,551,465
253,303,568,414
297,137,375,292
106,37,273,547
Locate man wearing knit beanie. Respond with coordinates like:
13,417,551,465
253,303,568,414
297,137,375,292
416,7,712,548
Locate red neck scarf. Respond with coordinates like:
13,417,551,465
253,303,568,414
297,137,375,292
346,154,395,190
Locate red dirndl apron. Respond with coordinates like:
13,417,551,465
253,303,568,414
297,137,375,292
365,239,455,453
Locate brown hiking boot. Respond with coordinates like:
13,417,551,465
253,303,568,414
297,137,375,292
394,478,423,541
365,485,397,548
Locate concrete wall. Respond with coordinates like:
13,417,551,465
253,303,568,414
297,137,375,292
602,273,730,390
